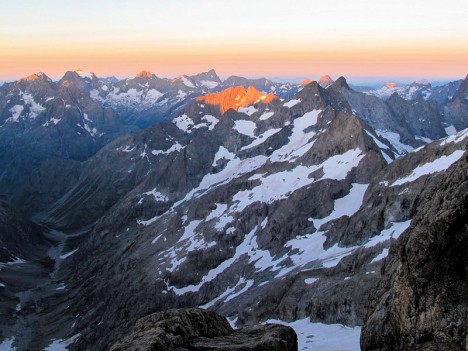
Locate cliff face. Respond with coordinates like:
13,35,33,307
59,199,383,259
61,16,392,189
361,153,468,351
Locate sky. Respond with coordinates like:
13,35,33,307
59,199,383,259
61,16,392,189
0,0,467,83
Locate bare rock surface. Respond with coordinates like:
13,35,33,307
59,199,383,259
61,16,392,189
361,153,468,351
110,308,297,351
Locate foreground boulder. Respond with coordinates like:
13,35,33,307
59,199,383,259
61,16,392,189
361,153,468,350
110,308,297,351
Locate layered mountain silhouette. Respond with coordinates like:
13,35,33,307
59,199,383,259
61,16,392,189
0,71,467,350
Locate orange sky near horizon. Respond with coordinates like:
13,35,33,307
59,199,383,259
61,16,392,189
1,0,467,82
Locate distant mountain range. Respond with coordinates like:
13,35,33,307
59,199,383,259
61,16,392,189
0,70,467,350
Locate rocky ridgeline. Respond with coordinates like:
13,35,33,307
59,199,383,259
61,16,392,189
0,72,467,350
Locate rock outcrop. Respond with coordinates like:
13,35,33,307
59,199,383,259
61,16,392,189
196,86,276,114
110,308,297,351
361,153,468,350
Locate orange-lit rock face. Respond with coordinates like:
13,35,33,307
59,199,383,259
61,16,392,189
385,83,397,88
20,73,42,81
136,70,152,78
299,78,313,86
318,75,332,83
196,86,276,114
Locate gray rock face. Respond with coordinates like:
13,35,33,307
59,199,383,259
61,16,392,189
361,153,468,351
110,308,297,351
444,75,468,131
0,71,135,214
0,200,49,263
1,73,467,351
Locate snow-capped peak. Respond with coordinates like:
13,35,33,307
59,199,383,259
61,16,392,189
75,69,95,80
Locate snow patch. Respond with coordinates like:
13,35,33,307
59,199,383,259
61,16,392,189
364,220,412,248
444,124,457,136
173,114,194,132
267,318,361,351
212,146,236,166
0,338,16,351
376,130,414,154
238,106,258,116
8,105,24,122
233,120,256,137
240,128,282,151
440,127,468,146
60,249,78,260
370,248,389,263
152,143,184,155
43,333,80,351
201,115,219,130
312,183,369,230
259,111,274,121
143,189,168,202
182,77,196,88
391,150,465,186
200,80,219,89
284,99,301,108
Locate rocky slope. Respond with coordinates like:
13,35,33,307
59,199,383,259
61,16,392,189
0,71,134,214
110,308,297,351
10,77,462,350
0,73,467,350
361,150,468,351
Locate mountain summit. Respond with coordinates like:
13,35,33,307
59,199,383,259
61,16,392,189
196,85,276,114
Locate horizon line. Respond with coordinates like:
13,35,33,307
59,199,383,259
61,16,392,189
0,69,466,86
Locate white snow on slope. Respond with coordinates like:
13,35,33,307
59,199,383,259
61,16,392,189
270,109,321,162
259,111,274,121
202,115,219,130
42,117,61,127
232,150,365,214
182,77,196,88
21,92,46,118
102,88,163,110
8,105,24,122
212,146,236,166
376,130,414,154
59,249,78,260
76,69,93,79
365,130,389,149
391,149,465,186
363,220,412,248
173,114,194,132
444,124,457,136
284,99,301,108
43,334,80,351
311,183,369,230
169,228,274,295
267,318,361,351
440,127,468,146
234,120,256,137
200,276,254,309
200,80,219,89
240,128,282,151
238,106,258,116
283,231,358,272
370,248,389,263
152,143,184,155
143,189,168,202
0,337,15,351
